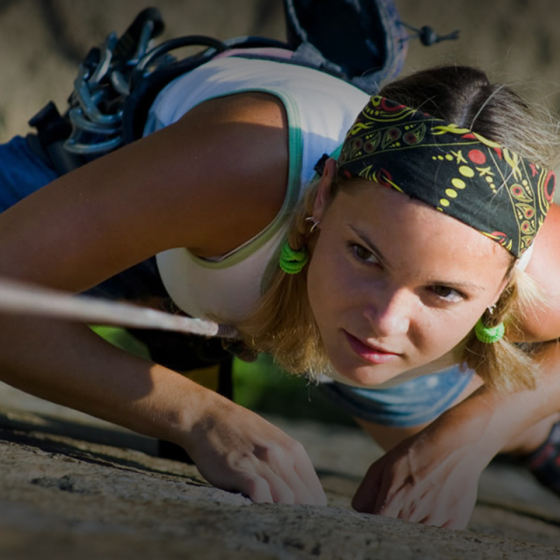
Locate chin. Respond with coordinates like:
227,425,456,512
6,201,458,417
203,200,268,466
328,358,405,388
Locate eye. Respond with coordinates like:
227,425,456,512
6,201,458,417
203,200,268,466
350,243,380,265
429,285,465,303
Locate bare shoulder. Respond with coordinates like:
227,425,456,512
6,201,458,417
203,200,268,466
169,91,290,256
520,203,560,340
0,92,289,291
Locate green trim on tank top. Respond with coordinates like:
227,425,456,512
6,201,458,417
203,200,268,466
182,87,303,270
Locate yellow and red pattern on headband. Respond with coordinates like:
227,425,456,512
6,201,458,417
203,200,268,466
338,96,556,257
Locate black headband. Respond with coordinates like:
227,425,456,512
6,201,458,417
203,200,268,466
338,96,556,257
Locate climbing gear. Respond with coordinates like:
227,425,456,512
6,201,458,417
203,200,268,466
474,318,505,344
400,22,459,46
338,95,556,258
284,0,408,92
27,2,456,176
279,242,309,274
26,8,289,173
0,276,237,339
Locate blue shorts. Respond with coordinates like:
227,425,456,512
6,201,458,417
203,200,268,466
0,135,59,213
1,135,472,427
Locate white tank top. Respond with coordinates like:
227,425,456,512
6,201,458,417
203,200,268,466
144,55,369,322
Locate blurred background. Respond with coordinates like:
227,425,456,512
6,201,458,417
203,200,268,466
1,0,558,424
1,0,559,142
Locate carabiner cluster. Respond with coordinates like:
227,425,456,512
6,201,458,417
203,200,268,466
64,14,161,156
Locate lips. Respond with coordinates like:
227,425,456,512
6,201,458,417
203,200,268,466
343,331,401,365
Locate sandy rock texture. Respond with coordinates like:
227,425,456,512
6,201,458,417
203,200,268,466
1,384,560,559
0,402,560,560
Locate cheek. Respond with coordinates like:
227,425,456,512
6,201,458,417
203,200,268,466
418,305,486,355
307,251,332,315
307,240,352,315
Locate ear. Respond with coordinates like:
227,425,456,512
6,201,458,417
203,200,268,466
313,158,337,221
490,273,511,308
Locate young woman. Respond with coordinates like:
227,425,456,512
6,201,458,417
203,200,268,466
0,55,559,530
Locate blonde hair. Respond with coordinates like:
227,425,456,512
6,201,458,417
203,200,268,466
234,180,329,378
461,262,548,391
236,65,559,391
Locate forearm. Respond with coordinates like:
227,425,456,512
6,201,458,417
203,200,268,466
0,314,328,505
0,314,213,446
352,342,560,526
432,341,560,463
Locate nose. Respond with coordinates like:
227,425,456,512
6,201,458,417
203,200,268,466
362,286,412,337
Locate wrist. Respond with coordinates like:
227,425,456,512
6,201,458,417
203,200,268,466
424,400,498,468
161,374,234,455
131,366,219,450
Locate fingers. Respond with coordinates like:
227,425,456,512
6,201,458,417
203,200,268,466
290,441,328,506
253,441,326,505
394,484,435,523
423,495,474,530
351,459,385,512
187,401,325,507
206,438,325,506
419,510,469,531
231,459,324,506
352,465,475,531
233,469,289,504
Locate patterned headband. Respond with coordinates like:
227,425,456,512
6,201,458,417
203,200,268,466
337,96,556,257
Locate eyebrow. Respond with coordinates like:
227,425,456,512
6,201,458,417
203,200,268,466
350,225,390,268
348,224,487,294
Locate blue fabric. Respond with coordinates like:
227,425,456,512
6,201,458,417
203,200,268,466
0,136,60,212
319,366,474,427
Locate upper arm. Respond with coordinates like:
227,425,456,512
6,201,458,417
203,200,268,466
517,203,560,341
0,92,288,292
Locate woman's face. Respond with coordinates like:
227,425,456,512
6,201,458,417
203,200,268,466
307,174,512,387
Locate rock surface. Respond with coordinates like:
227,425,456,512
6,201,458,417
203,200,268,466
1,384,560,559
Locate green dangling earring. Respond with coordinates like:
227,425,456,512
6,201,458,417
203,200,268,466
474,317,505,344
279,242,309,274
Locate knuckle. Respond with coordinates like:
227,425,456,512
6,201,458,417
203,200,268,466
226,453,269,483
286,438,305,457
225,450,255,471
257,443,291,467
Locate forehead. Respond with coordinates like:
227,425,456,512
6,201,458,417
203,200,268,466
329,181,512,277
